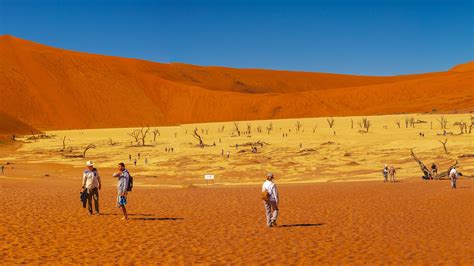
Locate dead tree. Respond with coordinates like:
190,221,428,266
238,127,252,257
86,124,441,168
108,138,117,146
246,124,252,134
30,130,36,141
327,118,335,128
62,136,66,150
139,127,150,146
193,128,204,147
217,125,225,133
295,121,303,132
439,139,449,154
83,144,96,158
453,121,467,134
266,122,273,135
395,121,401,128
360,117,371,133
233,122,241,136
351,119,354,129
152,128,160,142
437,116,448,129
410,149,458,180
128,130,141,145
410,149,431,179
312,124,317,133
469,115,474,134
405,117,415,128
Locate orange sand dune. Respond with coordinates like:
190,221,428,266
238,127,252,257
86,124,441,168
0,112,40,135
0,35,473,130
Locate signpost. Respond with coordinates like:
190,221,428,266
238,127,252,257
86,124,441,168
204,174,215,185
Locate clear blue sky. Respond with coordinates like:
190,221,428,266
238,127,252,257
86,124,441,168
0,0,472,75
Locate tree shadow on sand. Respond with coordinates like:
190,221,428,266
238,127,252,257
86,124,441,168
130,217,184,221
279,223,324,228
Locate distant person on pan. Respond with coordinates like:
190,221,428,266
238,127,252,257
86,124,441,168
431,163,438,177
449,166,458,189
81,161,101,215
389,165,396,183
1,164,4,175
262,173,279,227
383,164,389,183
113,162,130,220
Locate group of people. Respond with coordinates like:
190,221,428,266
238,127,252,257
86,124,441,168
79,156,460,226
80,159,279,226
81,161,131,220
382,164,396,183
384,162,460,189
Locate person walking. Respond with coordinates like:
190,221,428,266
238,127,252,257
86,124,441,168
113,162,130,220
383,164,389,183
1,165,4,175
431,163,438,178
449,166,458,189
262,173,279,227
389,165,396,183
81,161,101,215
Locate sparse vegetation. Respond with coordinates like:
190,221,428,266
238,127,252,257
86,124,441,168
437,115,448,129
327,118,335,128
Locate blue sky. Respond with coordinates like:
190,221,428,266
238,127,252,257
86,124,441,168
0,0,472,75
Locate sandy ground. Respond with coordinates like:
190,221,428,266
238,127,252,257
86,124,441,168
1,113,473,264
0,175,473,264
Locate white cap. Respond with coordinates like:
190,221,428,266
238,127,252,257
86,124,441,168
86,160,94,167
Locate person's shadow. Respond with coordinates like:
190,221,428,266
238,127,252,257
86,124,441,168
279,223,324,228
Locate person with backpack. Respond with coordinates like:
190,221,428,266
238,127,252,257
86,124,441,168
262,173,279,227
383,164,389,182
81,161,101,215
113,162,132,220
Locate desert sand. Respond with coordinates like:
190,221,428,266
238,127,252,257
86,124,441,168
1,35,473,130
1,113,473,264
1,171,473,264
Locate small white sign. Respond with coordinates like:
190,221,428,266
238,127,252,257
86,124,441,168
204,174,215,180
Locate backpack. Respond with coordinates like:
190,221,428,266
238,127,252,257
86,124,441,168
127,175,133,192
261,190,270,201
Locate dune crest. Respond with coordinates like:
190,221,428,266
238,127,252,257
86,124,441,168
0,35,473,130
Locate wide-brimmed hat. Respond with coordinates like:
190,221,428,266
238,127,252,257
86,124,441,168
86,160,94,167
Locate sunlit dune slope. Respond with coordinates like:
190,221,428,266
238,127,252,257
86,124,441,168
0,34,472,130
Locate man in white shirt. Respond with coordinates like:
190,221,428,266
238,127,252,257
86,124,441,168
449,166,458,189
262,172,279,227
81,161,101,215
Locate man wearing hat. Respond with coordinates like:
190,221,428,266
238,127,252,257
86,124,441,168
262,172,279,227
82,160,102,215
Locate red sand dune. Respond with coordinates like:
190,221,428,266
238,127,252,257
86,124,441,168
0,35,473,130
0,112,40,135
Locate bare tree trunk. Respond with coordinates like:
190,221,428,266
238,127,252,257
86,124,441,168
233,122,241,136
62,136,66,150
193,128,204,147
410,149,457,180
83,144,96,158
439,139,449,154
